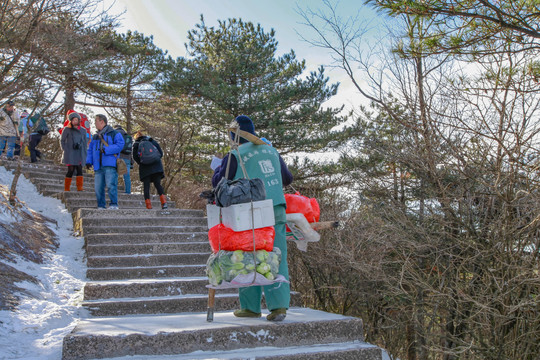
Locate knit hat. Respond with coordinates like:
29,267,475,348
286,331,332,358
231,115,256,144
68,112,81,121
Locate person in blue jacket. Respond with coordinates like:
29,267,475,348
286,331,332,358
86,114,124,209
212,115,293,322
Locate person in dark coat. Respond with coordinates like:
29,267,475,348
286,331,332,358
61,112,88,191
132,131,168,209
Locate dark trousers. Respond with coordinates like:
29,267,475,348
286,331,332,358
142,173,164,199
66,165,83,178
29,133,42,163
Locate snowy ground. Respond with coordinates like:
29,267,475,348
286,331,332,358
0,166,88,360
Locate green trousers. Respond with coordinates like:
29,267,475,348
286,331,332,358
239,205,290,313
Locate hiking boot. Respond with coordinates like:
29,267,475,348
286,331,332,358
233,309,261,318
160,194,168,209
145,199,152,209
76,176,84,191
64,177,72,192
266,308,287,322
108,205,119,210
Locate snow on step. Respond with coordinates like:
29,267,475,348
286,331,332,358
62,308,377,360
102,341,382,360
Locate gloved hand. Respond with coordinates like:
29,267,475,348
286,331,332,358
85,164,92,170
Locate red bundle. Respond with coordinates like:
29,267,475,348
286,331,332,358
285,192,320,223
208,224,275,253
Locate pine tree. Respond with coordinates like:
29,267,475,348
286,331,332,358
89,31,167,133
161,16,346,154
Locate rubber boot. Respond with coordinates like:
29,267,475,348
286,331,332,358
160,194,168,209
145,199,152,209
233,309,261,318
64,177,72,192
266,308,287,322
76,176,84,191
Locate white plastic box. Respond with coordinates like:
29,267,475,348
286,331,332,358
206,204,221,229
206,199,275,232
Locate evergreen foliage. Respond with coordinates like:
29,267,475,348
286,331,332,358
161,16,347,154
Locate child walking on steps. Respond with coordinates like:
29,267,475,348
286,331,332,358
132,131,168,209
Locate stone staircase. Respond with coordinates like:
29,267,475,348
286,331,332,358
1,159,383,360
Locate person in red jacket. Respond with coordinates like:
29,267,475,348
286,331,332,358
59,110,91,141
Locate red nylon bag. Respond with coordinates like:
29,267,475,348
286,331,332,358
285,192,318,223
208,224,275,253
310,197,320,222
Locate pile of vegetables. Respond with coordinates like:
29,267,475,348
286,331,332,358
206,248,281,286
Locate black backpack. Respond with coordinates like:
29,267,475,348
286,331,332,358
138,139,160,164
121,133,133,154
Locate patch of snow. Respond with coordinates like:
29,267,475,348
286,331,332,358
0,166,88,359
90,341,380,359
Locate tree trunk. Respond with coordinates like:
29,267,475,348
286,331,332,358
64,70,76,114
8,159,23,205
126,80,133,134
407,317,417,360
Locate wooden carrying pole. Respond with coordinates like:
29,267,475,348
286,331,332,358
227,121,267,145
310,221,339,231
207,288,216,322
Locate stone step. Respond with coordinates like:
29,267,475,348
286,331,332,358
83,277,233,300
86,241,209,256
81,291,302,317
56,192,165,202
36,185,126,198
61,308,374,360
0,157,56,165
34,181,124,191
82,293,239,316
74,207,204,219
82,224,208,235
86,264,206,281
66,199,176,212
81,216,207,228
29,177,95,189
88,342,383,360
24,171,93,180
23,167,84,177
1,160,66,173
84,232,209,245
87,253,210,268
